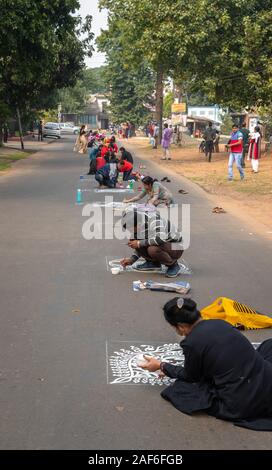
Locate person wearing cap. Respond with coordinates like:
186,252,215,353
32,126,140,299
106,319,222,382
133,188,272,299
121,207,183,277
139,297,272,431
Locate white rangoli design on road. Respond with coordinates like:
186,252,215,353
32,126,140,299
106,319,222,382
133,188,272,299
109,343,184,386
108,342,261,386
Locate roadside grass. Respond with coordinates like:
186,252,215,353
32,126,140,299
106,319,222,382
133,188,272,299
190,172,272,195
0,149,31,171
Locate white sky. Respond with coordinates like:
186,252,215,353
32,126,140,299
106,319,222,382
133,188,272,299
78,0,108,68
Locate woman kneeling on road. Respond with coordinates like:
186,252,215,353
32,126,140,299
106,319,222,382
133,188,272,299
140,297,272,431
123,176,174,206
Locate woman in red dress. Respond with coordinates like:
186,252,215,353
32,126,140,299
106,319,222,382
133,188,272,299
247,126,262,173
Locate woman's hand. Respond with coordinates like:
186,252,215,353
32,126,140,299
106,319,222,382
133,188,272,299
120,258,133,267
139,355,161,372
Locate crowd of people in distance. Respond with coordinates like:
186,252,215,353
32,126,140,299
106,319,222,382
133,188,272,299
74,125,137,189
200,121,263,177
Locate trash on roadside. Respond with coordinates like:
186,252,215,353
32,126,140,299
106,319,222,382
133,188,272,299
133,280,191,294
178,189,188,194
212,207,226,213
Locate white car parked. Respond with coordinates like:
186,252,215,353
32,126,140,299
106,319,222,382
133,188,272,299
43,122,61,139
59,123,80,134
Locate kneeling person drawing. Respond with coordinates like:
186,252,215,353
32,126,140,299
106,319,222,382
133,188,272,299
140,297,272,431
124,176,174,206
95,162,118,188
121,207,183,278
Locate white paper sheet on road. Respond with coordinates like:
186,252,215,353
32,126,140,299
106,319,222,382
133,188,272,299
106,257,192,275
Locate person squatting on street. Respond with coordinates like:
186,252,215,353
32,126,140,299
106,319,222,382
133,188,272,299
140,297,272,431
95,162,118,188
121,207,183,278
117,160,133,181
123,176,174,207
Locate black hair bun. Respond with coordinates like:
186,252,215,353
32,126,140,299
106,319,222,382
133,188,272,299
184,299,197,311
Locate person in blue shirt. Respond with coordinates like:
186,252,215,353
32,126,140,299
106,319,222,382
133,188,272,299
95,162,118,188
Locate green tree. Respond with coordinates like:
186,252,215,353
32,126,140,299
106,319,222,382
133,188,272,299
0,0,94,147
221,114,234,134
57,81,89,114
173,0,272,109
99,0,272,121
99,0,184,138
97,21,155,126
82,67,108,94
163,91,174,118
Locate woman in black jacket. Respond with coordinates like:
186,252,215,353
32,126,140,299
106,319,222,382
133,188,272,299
140,298,272,431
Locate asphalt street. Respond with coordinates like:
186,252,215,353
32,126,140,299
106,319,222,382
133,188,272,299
0,136,272,450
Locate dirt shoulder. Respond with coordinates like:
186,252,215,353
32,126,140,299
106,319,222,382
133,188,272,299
126,136,272,238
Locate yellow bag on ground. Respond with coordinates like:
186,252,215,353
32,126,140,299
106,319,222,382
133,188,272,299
201,297,272,330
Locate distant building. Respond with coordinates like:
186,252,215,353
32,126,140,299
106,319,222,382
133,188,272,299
62,94,110,129
188,105,223,124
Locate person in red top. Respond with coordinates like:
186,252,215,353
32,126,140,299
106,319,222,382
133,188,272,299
96,155,106,171
101,145,109,158
117,160,133,180
110,136,118,154
226,124,244,181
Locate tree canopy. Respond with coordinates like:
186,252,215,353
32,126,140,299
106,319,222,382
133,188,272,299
97,18,155,125
99,0,272,120
0,0,94,144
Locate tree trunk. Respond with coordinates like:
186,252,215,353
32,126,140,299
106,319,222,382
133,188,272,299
16,107,24,150
155,64,164,141
0,119,3,146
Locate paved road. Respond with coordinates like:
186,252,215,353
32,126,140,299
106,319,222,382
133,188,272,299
0,136,271,450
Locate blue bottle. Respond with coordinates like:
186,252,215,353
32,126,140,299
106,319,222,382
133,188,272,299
76,189,82,204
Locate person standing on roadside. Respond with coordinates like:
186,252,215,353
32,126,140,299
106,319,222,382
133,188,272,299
153,122,159,149
203,122,216,162
161,123,173,160
214,131,220,153
38,120,43,142
248,126,262,173
3,123,9,143
226,124,244,181
240,122,250,168
269,135,272,155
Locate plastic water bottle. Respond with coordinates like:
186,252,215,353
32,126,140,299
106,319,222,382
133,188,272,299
129,180,134,191
76,189,82,204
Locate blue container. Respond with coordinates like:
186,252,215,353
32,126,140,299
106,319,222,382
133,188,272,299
76,189,82,204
